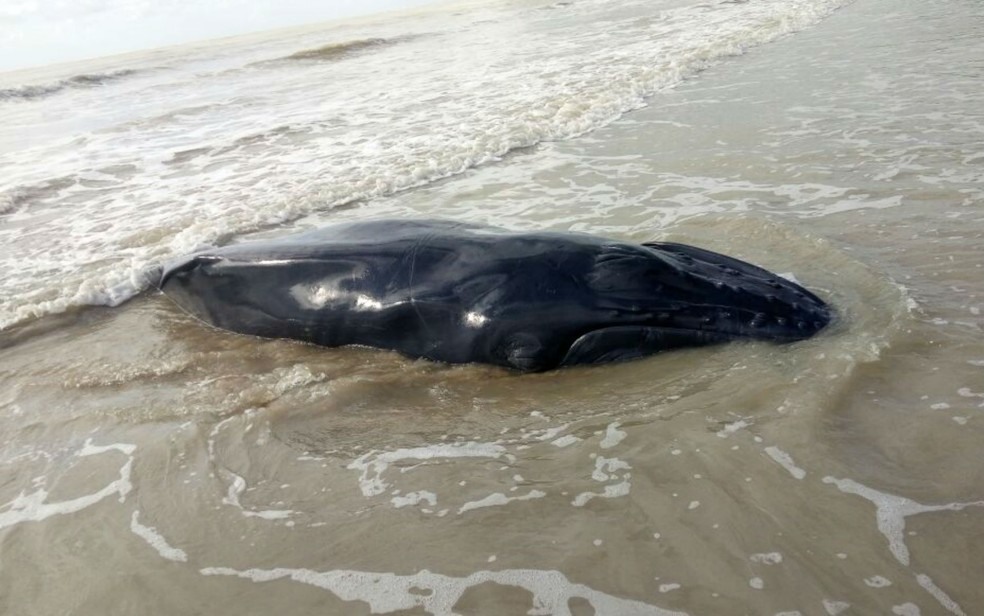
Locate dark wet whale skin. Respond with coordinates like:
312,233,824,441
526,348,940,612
159,219,833,372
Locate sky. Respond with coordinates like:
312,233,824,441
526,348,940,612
0,0,441,72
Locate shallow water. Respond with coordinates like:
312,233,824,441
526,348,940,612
2,0,983,614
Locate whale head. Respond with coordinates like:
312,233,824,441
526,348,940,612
558,240,833,367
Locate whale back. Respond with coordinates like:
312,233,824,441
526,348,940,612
160,219,833,371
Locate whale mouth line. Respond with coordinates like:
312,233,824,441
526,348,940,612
619,303,835,344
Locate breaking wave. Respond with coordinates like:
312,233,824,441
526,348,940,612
0,0,855,331
0,69,143,102
272,36,416,63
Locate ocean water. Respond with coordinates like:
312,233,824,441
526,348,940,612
0,0,851,329
1,0,983,613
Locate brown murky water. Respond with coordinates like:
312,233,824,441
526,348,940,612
2,0,983,614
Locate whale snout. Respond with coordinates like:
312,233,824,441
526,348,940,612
728,289,833,342
645,241,834,343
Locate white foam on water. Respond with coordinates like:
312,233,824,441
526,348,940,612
78,439,137,457
646,173,902,222
956,388,984,407
572,481,631,508
207,414,246,461
457,490,546,515
219,471,245,507
892,603,921,616
822,600,850,615
130,510,188,562
534,424,571,442
750,552,784,565
599,422,626,449
219,468,294,520
915,574,966,616
347,442,508,498
863,575,891,588
764,446,806,480
821,475,984,566
207,413,294,520
0,441,135,530
716,418,751,438
551,435,581,448
749,577,764,590
591,456,632,483
200,565,686,615
391,491,438,509
823,476,983,614
0,0,856,330
815,195,903,216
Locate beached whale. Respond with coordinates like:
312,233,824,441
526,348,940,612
159,219,832,371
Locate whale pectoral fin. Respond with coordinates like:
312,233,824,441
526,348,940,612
561,326,732,367
561,327,660,366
